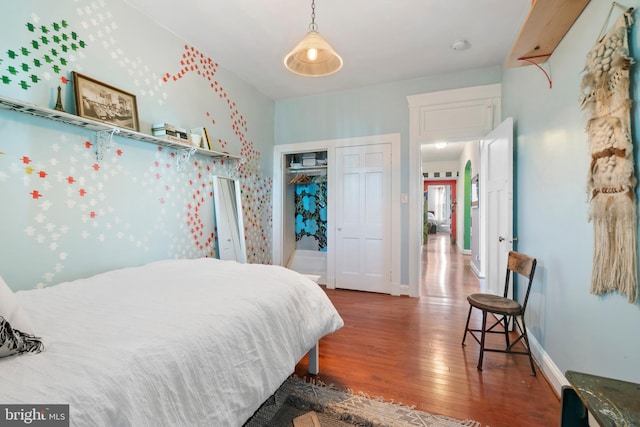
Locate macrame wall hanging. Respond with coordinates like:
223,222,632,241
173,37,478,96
580,3,637,303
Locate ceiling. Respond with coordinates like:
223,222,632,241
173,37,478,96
123,0,532,162
421,141,467,164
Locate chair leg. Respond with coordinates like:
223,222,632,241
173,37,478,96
502,315,511,349
519,316,537,376
462,305,473,346
477,310,487,371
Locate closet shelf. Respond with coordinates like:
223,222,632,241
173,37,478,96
287,166,327,174
0,94,241,160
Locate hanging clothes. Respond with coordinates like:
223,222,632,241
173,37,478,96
294,181,327,251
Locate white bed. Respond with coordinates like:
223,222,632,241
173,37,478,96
0,258,344,426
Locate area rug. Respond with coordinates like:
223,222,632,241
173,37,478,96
244,376,481,427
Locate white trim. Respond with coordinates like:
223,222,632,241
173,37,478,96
469,259,482,279
527,328,566,398
407,84,503,109
273,134,401,295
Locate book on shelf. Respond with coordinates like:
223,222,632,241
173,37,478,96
152,122,188,138
203,128,212,150
190,126,212,150
152,122,185,131
155,134,190,145
153,128,188,139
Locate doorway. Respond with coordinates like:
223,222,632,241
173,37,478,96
408,83,502,297
423,179,457,244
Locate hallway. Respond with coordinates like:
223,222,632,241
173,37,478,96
421,232,477,305
295,232,560,426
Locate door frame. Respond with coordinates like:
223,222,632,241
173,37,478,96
273,133,402,295
408,84,502,297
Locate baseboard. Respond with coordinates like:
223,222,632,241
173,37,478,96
470,262,480,277
325,275,335,289
529,340,602,427
391,281,401,296
527,328,567,397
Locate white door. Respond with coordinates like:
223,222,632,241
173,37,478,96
335,144,391,293
481,118,513,297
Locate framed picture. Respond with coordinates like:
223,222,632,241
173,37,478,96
73,72,139,131
471,174,479,208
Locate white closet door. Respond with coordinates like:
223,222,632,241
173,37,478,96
335,144,391,293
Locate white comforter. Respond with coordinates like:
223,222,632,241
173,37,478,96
0,258,344,426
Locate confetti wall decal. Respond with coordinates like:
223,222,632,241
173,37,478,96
159,44,272,263
1,19,86,89
0,2,274,290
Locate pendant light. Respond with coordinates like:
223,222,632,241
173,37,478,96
284,0,343,77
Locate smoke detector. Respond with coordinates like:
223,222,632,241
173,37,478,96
451,40,471,51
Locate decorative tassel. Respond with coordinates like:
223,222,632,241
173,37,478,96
581,9,638,303
590,194,637,302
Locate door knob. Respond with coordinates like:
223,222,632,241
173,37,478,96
498,236,505,242
337,226,342,231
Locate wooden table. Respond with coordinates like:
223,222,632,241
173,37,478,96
565,370,640,426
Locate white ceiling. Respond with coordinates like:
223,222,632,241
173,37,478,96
124,0,530,100
421,141,467,163
123,0,532,162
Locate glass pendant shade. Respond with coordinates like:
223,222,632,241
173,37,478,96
284,31,343,77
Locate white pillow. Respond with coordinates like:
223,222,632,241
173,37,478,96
0,276,35,335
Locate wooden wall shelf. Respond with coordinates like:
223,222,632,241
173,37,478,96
0,95,241,161
505,0,590,68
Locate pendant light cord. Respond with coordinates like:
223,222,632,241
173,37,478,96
309,0,318,32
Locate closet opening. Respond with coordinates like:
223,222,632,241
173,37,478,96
283,151,328,284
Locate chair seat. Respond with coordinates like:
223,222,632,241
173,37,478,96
467,293,522,314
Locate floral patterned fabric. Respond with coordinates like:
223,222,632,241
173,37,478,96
295,182,327,251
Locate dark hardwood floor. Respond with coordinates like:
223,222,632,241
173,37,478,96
294,233,560,427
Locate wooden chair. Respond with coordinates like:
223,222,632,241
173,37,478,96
462,251,538,375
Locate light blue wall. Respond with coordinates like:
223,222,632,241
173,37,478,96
0,0,274,290
274,68,502,284
503,0,640,382
276,0,640,383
